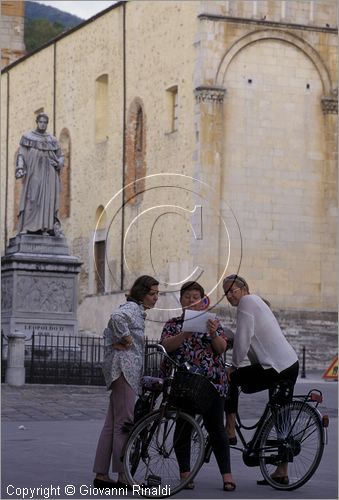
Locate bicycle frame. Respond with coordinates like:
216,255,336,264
228,388,327,468
127,346,329,494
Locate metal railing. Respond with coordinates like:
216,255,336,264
1,332,163,386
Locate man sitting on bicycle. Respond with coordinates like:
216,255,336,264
223,274,299,485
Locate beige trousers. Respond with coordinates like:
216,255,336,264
93,375,135,474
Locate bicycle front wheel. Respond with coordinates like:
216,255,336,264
259,400,324,490
123,409,205,498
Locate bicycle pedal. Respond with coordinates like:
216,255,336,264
146,475,162,487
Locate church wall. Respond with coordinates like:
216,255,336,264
194,1,337,312
52,9,125,300
121,0,199,292
1,74,8,247
1,1,337,337
220,40,328,309
1,1,25,68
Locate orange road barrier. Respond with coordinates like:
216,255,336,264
322,355,338,381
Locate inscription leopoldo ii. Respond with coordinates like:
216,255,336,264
21,244,41,251
24,324,65,335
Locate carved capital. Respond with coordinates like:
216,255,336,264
194,86,226,103
321,89,338,114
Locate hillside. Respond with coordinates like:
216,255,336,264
24,1,83,53
25,1,83,28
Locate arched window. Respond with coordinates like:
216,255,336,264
94,205,106,294
125,98,146,205
166,85,178,132
59,128,71,219
95,205,106,231
95,74,109,143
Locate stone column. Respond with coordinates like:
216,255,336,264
321,89,338,214
193,85,228,300
320,89,338,307
5,331,26,386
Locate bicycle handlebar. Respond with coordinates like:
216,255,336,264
146,343,181,368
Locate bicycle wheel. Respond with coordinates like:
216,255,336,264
259,400,324,490
123,409,205,498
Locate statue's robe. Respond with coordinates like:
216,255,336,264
17,130,64,233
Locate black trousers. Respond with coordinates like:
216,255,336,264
225,361,299,415
174,394,231,475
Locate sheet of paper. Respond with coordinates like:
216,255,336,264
182,309,216,333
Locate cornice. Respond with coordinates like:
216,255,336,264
198,13,338,34
194,86,226,103
321,89,338,114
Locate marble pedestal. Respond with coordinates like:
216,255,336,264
1,234,82,337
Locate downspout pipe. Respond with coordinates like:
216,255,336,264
120,1,126,291
4,72,10,252
53,43,56,135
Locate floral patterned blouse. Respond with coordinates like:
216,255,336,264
160,315,228,397
102,300,146,395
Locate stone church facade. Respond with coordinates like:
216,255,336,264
1,1,25,68
1,1,337,342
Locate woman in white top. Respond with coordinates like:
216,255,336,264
223,274,299,485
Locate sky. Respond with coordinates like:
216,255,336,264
35,1,117,20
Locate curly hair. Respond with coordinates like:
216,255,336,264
128,275,159,303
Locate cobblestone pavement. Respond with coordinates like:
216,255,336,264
1,384,108,421
1,371,337,421
1,374,337,500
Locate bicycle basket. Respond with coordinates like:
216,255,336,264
169,369,219,414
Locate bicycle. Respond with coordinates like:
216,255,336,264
122,343,214,497
228,379,329,490
123,344,329,496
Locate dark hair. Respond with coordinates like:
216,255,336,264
180,281,204,299
223,274,249,293
36,113,49,123
128,275,159,303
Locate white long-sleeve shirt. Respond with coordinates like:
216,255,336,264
232,294,298,372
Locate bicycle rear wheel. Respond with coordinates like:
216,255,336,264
123,409,205,498
259,400,324,490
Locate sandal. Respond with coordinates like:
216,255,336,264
93,478,117,488
223,481,236,491
183,481,195,490
257,476,289,486
116,481,133,491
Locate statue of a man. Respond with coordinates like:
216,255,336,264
15,113,64,236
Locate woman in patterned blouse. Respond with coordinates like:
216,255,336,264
160,281,236,492
93,275,159,489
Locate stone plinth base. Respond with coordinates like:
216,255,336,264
1,234,82,337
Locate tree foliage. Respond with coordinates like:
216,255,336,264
24,19,65,53
25,1,82,28
24,1,83,54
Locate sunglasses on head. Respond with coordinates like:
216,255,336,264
225,274,247,287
